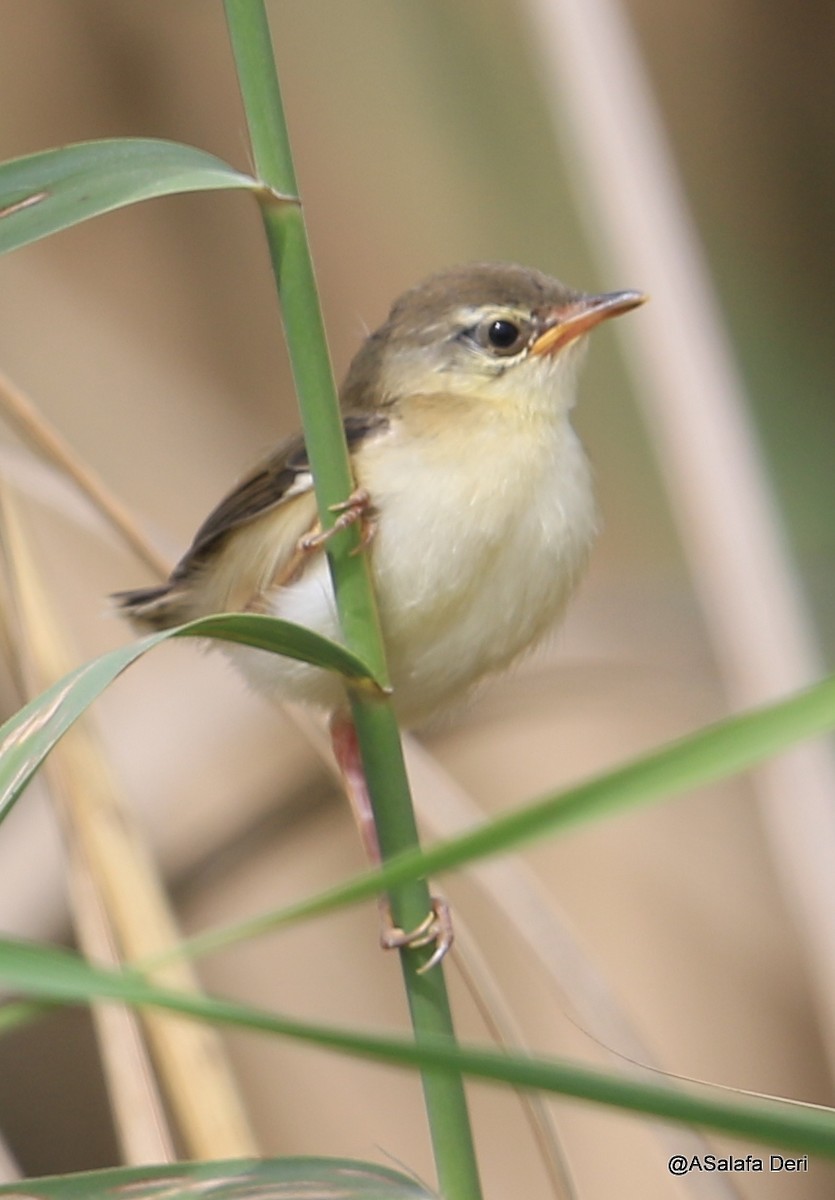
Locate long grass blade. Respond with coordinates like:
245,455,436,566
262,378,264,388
0,1157,437,1200
2,938,834,1161
159,671,835,964
0,612,376,825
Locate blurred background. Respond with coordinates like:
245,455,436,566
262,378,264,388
0,1,833,1197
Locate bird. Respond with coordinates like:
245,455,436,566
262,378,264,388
115,262,645,967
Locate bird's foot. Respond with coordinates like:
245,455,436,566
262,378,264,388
298,487,376,555
379,896,454,973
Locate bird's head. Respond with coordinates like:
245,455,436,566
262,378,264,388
341,262,645,419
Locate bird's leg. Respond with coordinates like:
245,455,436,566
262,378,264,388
329,712,383,864
329,713,453,972
298,488,376,555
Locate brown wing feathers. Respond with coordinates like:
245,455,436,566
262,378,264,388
113,413,388,631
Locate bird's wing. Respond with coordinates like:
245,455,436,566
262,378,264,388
182,412,389,567
116,412,388,629
182,430,313,570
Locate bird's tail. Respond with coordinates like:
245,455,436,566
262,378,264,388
112,583,192,632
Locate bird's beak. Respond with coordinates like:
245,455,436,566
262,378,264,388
530,289,647,357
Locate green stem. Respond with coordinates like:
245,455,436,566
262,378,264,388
222,4,483,1197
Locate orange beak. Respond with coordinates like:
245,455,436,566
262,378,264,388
530,290,646,357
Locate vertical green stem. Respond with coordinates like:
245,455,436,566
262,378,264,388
222,3,483,1197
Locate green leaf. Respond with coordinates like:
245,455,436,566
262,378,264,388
2,938,834,1159
0,139,261,254
169,672,835,965
0,1156,436,1199
0,613,377,824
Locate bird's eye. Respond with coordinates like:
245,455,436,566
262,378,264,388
487,319,522,350
468,316,529,357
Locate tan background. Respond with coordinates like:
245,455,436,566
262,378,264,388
0,2,833,1197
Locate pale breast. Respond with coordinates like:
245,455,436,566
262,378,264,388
226,402,597,724
355,406,598,722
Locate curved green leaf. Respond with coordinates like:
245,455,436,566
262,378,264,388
0,139,262,254
0,613,377,823
0,1156,436,1199
2,938,834,1160
168,672,835,965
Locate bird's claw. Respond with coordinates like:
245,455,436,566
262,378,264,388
298,487,376,554
379,897,454,973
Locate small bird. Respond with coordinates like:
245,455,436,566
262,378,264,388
116,262,645,965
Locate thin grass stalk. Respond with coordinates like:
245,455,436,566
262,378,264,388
0,486,175,1162
448,928,579,1200
398,737,744,1200
295,712,739,1200
287,711,582,1200
65,863,177,1164
0,485,258,1160
520,0,835,1075
222,4,482,1196
0,369,170,580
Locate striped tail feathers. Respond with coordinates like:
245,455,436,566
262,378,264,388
111,582,194,632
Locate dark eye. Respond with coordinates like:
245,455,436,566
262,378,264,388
468,315,529,357
487,319,522,350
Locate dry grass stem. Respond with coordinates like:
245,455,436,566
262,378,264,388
522,0,835,1079
0,483,258,1159
0,483,174,1163
400,735,743,1200
65,859,176,1164
287,711,738,1199
0,369,171,580
449,922,578,1200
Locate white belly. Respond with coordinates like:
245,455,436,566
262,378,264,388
230,412,597,725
